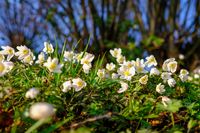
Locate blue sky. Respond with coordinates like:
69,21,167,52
0,0,198,53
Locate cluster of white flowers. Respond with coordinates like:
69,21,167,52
80,53,95,73
0,60,14,76
95,50,157,92
15,45,35,65
0,43,196,113
0,46,15,61
62,78,87,92
96,48,192,107
159,58,178,90
0,46,14,76
64,50,95,74
41,42,64,73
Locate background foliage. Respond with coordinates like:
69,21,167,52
0,0,199,69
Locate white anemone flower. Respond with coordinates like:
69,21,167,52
111,73,119,79
161,72,172,83
117,81,128,93
162,58,175,71
81,53,94,74
64,51,74,61
150,67,160,76
156,83,165,94
116,55,126,64
22,52,35,65
62,80,72,92
0,61,8,76
0,46,15,61
0,61,14,76
179,75,188,82
29,102,54,120
0,54,5,61
110,48,122,58
15,45,31,60
122,61,135,68
180,69,189,75
167,78,176,87
44,57,63,73
106,62,115,71
97,69,106,79
25,88,39,99
81,53,94,63
145,55,157,67
36,52,45,65
3,61,14,71
82,63,92,74
72,78,87,91
194,74,199,79
193,67,200,74
167,61,177,73
117,66,135,81
139,75,148,85
179,69,189,82
75,52,84,62
43,42,54,54
161,96,171,107
134,58,147,73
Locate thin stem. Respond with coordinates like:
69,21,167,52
187,128,190,133
171,112,174,126
70,112,112,128
25,118,51,133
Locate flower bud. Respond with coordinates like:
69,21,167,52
29,102,54,120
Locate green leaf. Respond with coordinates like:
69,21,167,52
25,118,51,133
156,99,182,113
142,35,164,47
41,115,74,133
166,100,182,113
144,114,159,119
187,119,197,129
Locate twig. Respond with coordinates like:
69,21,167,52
70,112,112,128
159,119,182,132
148,96,162,115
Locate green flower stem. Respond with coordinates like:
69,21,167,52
25,118,51,133
171,112,174,126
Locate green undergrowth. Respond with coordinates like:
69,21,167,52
0,61,199,133
0,43,200,133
